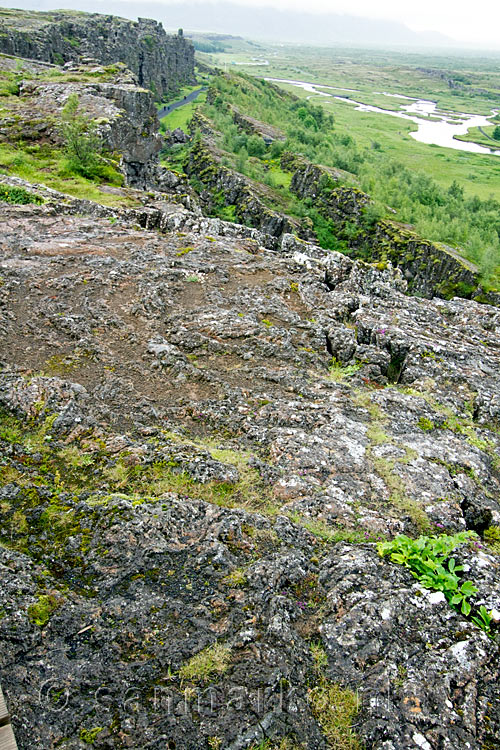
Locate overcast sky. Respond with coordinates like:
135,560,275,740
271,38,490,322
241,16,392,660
161,0,499,46
2,0,499,46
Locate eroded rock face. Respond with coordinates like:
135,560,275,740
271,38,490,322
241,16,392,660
0,10,195,98
230,104,286,145
282,152,484,302
186,139,314,241
19,75,163,188
0,196,499,749
1,60,175,191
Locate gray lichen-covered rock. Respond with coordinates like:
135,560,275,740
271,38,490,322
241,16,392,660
0,190,499,749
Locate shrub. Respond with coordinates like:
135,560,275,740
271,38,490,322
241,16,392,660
60,93,103,179
0,184,43,205
247,134,267,158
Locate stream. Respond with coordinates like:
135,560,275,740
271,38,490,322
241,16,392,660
265,77,500,156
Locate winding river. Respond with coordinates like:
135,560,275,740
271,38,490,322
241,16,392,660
265,77,500,157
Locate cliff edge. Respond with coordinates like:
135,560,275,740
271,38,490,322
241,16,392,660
0,7,195,98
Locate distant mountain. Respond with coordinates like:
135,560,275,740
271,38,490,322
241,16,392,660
1,0,455,47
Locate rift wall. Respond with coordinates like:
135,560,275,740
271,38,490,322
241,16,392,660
0,10,195,98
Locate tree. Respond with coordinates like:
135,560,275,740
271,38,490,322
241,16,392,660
448,180,464,201
493,125,500,141
60,93,102,178
178,28,183,36
247,135,266,158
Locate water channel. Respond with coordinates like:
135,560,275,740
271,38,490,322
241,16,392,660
265,77,500,156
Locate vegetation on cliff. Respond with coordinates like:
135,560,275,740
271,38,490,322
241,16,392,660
0,7,195,98
192,72,500,288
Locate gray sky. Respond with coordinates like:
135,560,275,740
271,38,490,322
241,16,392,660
174,0,499,46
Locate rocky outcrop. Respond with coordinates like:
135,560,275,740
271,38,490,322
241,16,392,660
230,104,286,145
416,67,492,96
19,74,163,190
283,153,489,301
0,56,195,192
0,9,195,98
186,138,313,240
0,189,499,749
373,219,478,299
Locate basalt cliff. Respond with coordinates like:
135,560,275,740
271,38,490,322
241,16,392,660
0,8,195,98
0,20,499,750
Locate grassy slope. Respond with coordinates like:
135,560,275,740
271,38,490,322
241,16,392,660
186,71,499,286
200,44,500,203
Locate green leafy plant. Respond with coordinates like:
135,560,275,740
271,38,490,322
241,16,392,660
0,183,43,205
378,532,475,613
378,533,497,636
60,93,103,178
471,605,494,635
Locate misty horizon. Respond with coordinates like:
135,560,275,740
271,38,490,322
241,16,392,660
1,0,500,50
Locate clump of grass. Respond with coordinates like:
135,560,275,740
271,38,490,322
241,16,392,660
308,642,361,750
372,456,430,532
310,640,328,671
179,642,232,683
288,513,379,544
249,740,305,750
366,422,391,445
103,462,130,488
57,445,94,469
327,357,362,382
0,410,24,443
222,568,247,587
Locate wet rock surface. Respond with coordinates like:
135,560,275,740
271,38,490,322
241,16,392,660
0,197,499,749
